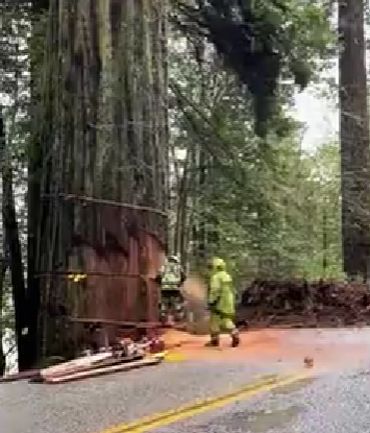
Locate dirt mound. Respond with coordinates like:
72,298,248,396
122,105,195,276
238,280,370,328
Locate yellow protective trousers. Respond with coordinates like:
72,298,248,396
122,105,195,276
209,312,236,336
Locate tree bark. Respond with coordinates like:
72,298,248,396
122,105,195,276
338,0,370,279
27,0,51,370
30,0,168,359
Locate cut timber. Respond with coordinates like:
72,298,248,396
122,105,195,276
40,352,112,380
43,354,165,384
39,354,146,382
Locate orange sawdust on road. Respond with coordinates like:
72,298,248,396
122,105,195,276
161,328,370,371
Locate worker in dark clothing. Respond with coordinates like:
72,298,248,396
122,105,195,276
156,255,186,325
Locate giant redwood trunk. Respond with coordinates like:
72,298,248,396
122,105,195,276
338,0,370,279
29,0,168,360
26,0,51,370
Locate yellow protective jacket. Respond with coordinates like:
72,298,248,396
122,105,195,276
208,258,235,317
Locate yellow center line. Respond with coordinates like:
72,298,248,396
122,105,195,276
97,372,309,433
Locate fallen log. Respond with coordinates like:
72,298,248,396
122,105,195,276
37,353,145,382
40,352,113,380
43,353,165,384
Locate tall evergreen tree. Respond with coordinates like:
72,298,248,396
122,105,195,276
338,0,370,279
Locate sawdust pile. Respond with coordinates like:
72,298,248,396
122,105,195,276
181,275,207,304
181,275,210,335
238,280,370,328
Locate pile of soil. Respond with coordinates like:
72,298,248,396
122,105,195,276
238,280,370,328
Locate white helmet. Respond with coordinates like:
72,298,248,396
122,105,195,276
169,255,180,264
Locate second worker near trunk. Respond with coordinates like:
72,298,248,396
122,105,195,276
156,255,186,324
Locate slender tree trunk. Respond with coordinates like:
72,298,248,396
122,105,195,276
0,110,29,370
322,207,328,278
0,253,7,375
193,44,208,265
174,150,191,262
197,149,207,259
0,110,5,376
338,0,370,279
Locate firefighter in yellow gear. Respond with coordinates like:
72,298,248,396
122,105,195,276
206,257,240,347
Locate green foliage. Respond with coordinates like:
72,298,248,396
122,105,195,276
172,0,334,135
169,31,341,289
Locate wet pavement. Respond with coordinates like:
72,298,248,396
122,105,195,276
1,328,370,433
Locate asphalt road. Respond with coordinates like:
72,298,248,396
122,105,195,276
0,359,292,433
1,329,370,433
155,369,370,433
